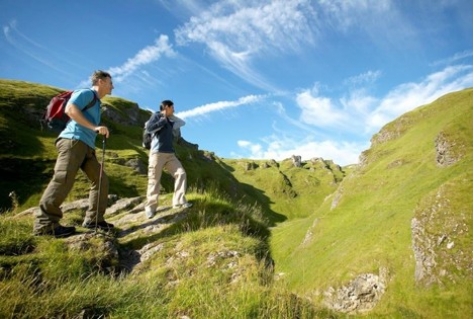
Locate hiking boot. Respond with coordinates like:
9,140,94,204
82,220,114,230
173,202,193,209
34,225,76,238
145,208,155,219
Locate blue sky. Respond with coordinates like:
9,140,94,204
1,0,472,166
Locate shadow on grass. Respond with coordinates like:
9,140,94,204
107,174,144,198
0,158,52,212
177,148,288,227
216,159,235,172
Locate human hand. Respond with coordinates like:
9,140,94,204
95,126,110,138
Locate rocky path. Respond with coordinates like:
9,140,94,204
19,196,192,274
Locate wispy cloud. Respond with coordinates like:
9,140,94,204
3,20,73,76
174,0,317,90
173,0,412,92
205,41,278,92
175,94,266,119
3,20,45,48
108,35,176,83
175,0,315,54
366,64,473,130
318,0,395,31
431,50,473,66
344,70,382,86
272,101,328,138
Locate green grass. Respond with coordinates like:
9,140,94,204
0,190,333,319
266,88,473,318
0,79,471,318
0,214,36,255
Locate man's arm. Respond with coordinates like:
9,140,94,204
146,112,167,134
65,103,109,137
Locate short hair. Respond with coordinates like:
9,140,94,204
90,70,112,85
160,100,174,111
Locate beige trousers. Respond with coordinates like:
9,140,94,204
145,152,187,212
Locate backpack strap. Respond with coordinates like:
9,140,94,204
81,89,99,112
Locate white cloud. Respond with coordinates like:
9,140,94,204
340,89,377,114
295,86,348,127
237,140,251,148
318,0,393,31
205,41,276,91
175,0,315,53
294,64,472,134
344,70,382,86
172,0,415,92
237,140,263,155
3,20,72,76
108,35,176,83
234,61,472,166
431,50,473,66
366,64,472,130
174,0,317,90
175,94,266,119
3,20,45,49
235,135,366,166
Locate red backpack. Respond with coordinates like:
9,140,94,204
42,89,97,132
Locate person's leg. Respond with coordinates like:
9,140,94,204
164,154,188,208
81,145,109,226
145,152,165,216
34,139,86,235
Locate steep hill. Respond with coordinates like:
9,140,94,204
0,79,471,318
0,79,256,212
265,88,473,317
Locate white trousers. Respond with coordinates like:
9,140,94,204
145,152,187,212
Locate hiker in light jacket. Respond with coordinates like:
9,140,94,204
144,99,192,218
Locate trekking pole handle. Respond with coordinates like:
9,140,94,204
94,126,109,137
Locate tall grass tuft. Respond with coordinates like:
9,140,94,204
0,214,35,256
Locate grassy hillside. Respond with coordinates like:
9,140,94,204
265,88,473,318
0,79,471,318
221,158,347,222
0,79,263,213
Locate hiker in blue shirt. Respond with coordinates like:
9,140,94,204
144,99,192,218
33,70,115,237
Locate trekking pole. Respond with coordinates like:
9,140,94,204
95,134,106,232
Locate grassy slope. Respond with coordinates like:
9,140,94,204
0,79,330,318
222,158,346,222
0,80,144,210
0,79,471,318
0,79,245,212
0,190,327,319
266,88,473,318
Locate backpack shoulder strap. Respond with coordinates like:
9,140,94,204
82,89,99,112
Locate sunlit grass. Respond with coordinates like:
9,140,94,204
0,79,471,318
0,191,330,319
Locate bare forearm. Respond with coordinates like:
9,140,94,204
65,103,110,137
65,103,96,131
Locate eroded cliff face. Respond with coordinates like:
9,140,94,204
411,178,472,287
101,102,147,127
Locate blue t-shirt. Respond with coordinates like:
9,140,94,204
58,89,101,148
